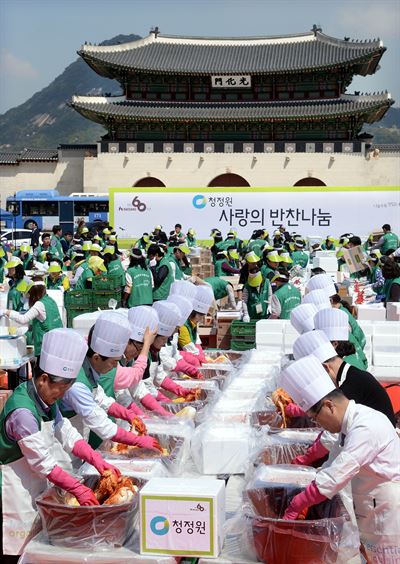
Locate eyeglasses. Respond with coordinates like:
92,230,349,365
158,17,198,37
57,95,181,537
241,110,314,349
309,402,324,424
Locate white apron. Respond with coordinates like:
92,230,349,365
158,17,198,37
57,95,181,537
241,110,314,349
1,420,56,555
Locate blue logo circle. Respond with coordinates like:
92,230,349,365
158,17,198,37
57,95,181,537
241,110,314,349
192,194,207,209
150,516,170,536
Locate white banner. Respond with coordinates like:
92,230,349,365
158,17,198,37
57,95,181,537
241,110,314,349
110,188,400,240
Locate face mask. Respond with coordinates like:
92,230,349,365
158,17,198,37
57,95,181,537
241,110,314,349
248,271,263,287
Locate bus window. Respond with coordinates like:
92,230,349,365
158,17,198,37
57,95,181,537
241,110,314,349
22,201,58,216
74,201,109,215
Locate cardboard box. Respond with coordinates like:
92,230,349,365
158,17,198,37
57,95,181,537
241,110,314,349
342,246,368,274
140,478,225,558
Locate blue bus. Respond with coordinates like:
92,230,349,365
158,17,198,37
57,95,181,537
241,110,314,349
5,190,109,233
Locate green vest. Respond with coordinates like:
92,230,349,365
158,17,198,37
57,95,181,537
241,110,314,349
153,256,173,301
248,239,265,258
382,232,399,254
383,276,400,302
183,320,197,344
245,282,270,319
343,353,366,371
339,305,366,350
46,273,67,290
89,368,117,449
291,251,309,268
348,333,368,370
126,266,153,306
107,258,126,287
50,235,64,259
75,267,94,290
186,236,197,248
216,240,233,252
214,259,226,277
203,277,229,300
274,283,301,320
7,285,24,312
0,381,57,477
261,264,275,281
169,255,184,280
32,294,63,356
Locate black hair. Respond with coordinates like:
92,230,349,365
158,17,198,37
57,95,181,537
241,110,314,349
147,243,163,258
42,232,51,240
175,224,182,229
309,388,346,414
129,249,147,269
334,340,356,357
349,236,362,246
103,252,116,266
34,368,72,383
382,260,400,279
311,267,326,276
13,264,25,281
87,325,109,360
64,231,73,237
216,251,227,260
52,225,61,234
382,224,391,231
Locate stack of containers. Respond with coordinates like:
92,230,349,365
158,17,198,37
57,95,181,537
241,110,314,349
371,321,400,381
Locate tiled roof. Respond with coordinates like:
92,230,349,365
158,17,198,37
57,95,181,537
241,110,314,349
0,149,58,165
70,94,393,124
79,30,384,76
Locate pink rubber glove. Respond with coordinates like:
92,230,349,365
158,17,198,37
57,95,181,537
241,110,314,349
141,393,174,417
291,433,329,466
156,390,170,402
285,403,306,418
112,427,163,451
107,401,144,425
175,358,203,378
127,401,145,417
283,481,327,520
161,377,189,398
72,439,121,477
180,350,202,368
47,465,99,506
195,344,206,364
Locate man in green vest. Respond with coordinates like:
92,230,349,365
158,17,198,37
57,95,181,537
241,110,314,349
186,228,197,248
0,329,122,558
242,267,271,321
270,269,301,319
203,276,236,309
60,311,161,452
291,240,309,268
50,225,64,261
34,233,51,262
148,244,174,301
169,244,190,280
372,224,400,256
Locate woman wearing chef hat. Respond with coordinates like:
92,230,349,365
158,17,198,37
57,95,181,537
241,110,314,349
0,329,121,559
281,355,400,563
178,285,214,365
60,311,161,452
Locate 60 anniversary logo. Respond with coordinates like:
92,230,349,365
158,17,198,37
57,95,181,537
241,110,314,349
131,196,147,212
192,194,207,209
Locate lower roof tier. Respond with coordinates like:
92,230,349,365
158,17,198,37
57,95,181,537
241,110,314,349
70,94,393,125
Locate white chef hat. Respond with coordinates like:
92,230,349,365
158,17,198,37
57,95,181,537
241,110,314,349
152,300,181,337
306,274,337,297
40,328,87,379
169,280,197,302
290,304,318,334
314,308,349,341
167,295,193,326
91,311,131,357
192,285,214,314
293,330,338,363
128,306,159,343
302,289,331,310
280,354,336,412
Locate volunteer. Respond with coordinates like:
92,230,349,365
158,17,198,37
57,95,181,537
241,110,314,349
60,311,162,450
270,269,301,319
46,261,70,291
214,250,241,276
50,225,64,260
290,240,309,268
123,248,153,307
13,244,33,270
75,255,107,290
247,229,269,257
281,355,400,563
135,233,150,251
186,228,197,248
5,257,28,312
89,242,103,257
365,251,385,296
371,224,399,256
261,250,280,282
210,229,224,261
151,225,168,244
169,243,191,280
321,236,336,250
69,251,87,287
148,244,174,301
93,234,105,249
33,233,51,262
173,223,186,244
314,307,368,370
1,280,63,363
60,232,73,255
178,285,214,366
81,240,93,258
203,276,237,309
225,227,243,252
381,259,400,303
241,254,271,321
0,329,122,559
103,245,126,287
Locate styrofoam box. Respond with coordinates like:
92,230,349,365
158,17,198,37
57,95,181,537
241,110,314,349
369,365,400,383
373,334,400,351
255,332,284,346
194,425,253,474
72,308,128,336
372,322,400,337
256,320,288,332
357,320,373,336
312,256,338,271
373,353,400,367
356,305,386,321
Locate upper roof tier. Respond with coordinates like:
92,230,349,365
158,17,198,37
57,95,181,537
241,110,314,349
79,28,385,77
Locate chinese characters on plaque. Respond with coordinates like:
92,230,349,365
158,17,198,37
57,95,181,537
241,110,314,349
211,75,251,88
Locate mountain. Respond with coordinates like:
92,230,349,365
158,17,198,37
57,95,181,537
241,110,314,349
1,36,399,149
0,34,141,151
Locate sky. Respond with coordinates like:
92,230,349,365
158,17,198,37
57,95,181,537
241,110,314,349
0,0,399,114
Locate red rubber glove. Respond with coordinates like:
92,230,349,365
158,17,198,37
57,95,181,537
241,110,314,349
285,403,306,418
47,465,99,506
283,481,327,520
112,427,163,451
127,401,145,417
141,393,174,417
156,390,170,402
161,377,190,398
291,433,329,466
107,401,145,425
72,439,121,477
195,344,206,364
180,350,202,368
175,358,203,378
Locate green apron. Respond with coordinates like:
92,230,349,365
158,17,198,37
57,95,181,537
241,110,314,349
107,258,126,287
89,368,117,449
245,281,270,319
274,283,301,319
126,266,153,306
153,256,173,301
383,276,400,302
75,267,94,290
31,294,63,356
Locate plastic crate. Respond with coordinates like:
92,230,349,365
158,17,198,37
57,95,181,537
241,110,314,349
92,275,122,291
67,306,93,328
64,290,93,308
231,338,256,351
93,291,122,309
230,320,257,337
